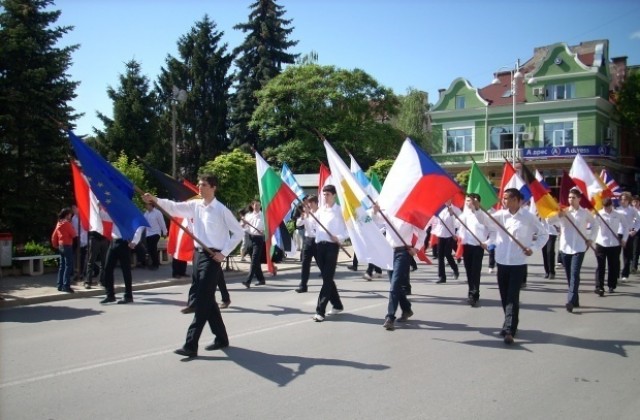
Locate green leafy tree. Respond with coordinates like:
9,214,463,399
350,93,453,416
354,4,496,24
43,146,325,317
111,152,153,210
200,148,257,213
229,0,298,148
250,64,404,171
615,71,640,159
0,0,79,243
156,16,234,181
393,88,430,149
367,159,395,184
455,169,471,189
94,60,161,162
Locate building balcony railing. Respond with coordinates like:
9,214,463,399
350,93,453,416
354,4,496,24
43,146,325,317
484,148,520,162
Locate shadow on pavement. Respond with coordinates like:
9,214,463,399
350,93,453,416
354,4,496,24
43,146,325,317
0,305,104,323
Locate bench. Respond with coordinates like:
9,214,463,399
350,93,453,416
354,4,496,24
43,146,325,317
12,255,61,276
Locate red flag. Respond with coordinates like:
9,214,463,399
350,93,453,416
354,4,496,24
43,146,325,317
560,170,592,209
71,160,113,237
412,234,432,264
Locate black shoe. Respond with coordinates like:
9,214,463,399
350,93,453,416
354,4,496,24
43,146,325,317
410,266,418,272
565,303,574,313
453,273,459,280
180,306,195,314
347,266,357,271
544,273,550,279
62,287,75,293
117,297,133,304
608,287,615,293
549,273,555,279
242,280,251,289
295,287,307,293
57,286,62,291
100,296,116,304
84,282,92,289
499,329,507,337
397,310,413,322
204,341,229,351
468,297,477,307
595,288,604,297
254,281,266,286
503,334,514,345
436,279,446,284
174,347,197,358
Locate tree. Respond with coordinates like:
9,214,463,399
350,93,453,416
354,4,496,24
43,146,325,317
393,88,430,149
111,152,153,210
94,60,161,163
156,15,234,181
0,0,79,243
229,0,298,148
200,149,257,213
615,71,640,159
367,159,395,184
250,64,404,171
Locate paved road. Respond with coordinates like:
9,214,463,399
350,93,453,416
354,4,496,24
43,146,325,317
1,251,639,419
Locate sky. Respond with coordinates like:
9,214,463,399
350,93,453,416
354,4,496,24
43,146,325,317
51,0,640,136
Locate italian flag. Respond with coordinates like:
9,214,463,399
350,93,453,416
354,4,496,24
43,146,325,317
256,152,298,273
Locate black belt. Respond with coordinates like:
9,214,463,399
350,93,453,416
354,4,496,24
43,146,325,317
114,239,128,244
317,241,337,246
394,246,408,252
196,247,221,253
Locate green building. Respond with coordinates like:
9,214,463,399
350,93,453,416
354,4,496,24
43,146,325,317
430,39,638,196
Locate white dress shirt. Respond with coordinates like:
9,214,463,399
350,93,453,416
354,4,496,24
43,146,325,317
594,209,628,247
550,207,595,254
457,208,490,246
245,211,265,236
315,203,348,243
488,208,548,266
156,198,244,257
296,212,318,238
430,207,460,238
616,206,640,233
144,207,167,237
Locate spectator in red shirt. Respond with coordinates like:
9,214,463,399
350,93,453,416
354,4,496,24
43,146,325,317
51,207,77,293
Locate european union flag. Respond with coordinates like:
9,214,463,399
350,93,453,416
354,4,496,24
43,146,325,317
69,131,149,241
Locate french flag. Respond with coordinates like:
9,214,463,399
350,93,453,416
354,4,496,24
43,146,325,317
71,160,113,238
498,161,532,204
378,138,461,229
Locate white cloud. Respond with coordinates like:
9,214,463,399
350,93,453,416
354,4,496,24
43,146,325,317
631,31,640,40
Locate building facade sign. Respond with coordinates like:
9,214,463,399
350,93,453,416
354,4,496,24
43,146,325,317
522,146,616,160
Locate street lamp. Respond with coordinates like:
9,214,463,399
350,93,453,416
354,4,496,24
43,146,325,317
492,59,523,164
171,86,187,178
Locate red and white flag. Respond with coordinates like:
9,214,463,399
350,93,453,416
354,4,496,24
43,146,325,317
71,160,113,238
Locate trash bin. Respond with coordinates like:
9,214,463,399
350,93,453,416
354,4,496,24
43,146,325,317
0,233,12,267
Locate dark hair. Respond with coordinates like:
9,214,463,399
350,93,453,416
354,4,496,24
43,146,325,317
467,192,481,202
504,188,522,201
58,207,72,220
602,197,613,207
322,184,337,195
307,194,318,204
569,188,582,198
198,173,218,188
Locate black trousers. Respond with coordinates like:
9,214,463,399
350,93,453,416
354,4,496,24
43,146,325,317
184,251,228,351
85,233,109,282
496,264,525,336
172,258,187,277
300,237,317,288
102,239,133,299
437,236,458,280
146,234,161,267
187,260,229,307
463,244,484,300
621,236,633,278
542,234,557,276
315,242,343,316
246,235,265,282
595,244,621,290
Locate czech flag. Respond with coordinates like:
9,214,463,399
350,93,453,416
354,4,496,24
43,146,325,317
378,138,461,229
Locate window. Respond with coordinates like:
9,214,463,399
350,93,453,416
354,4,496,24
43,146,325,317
543,121,574,147
455,95,465,109
489,125,525,150
446,128,472,153
546,83,575,100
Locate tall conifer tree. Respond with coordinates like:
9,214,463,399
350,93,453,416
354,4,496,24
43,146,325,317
229,0,298,148
0,0,79,242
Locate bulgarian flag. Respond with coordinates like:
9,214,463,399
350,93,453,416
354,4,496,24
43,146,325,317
255,152,298,273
